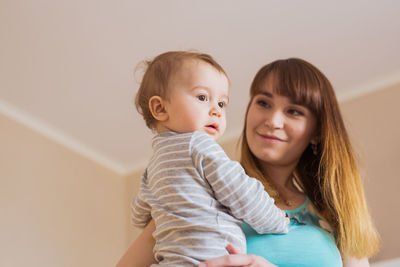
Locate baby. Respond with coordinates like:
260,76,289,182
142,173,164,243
131,51,288,266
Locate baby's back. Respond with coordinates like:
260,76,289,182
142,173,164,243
144,132,246,266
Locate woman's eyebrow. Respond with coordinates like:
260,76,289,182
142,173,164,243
258,91,274,98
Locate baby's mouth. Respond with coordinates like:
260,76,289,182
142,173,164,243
205,124,219,132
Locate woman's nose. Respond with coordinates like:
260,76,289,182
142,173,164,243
266,111,284,129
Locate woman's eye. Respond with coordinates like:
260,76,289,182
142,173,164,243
288,109,304,116
257,100,271,108
197,95,207,101
218,101,226,108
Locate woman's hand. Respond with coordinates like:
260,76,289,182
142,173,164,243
198,244,277,267
116,219,156,267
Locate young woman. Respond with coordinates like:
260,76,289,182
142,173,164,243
117,58,379,267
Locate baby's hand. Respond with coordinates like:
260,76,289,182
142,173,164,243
198,244,278,267
283,210,290,225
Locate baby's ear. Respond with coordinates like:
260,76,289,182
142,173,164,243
149,96,168,122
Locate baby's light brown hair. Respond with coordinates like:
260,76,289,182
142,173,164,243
135,51,228,130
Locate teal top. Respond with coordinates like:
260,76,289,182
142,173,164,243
242,198,342,267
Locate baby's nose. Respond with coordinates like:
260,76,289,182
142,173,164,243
209,107,221,117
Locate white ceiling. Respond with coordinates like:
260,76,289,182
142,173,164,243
1,1,400,175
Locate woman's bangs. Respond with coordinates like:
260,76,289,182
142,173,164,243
271,62,322,115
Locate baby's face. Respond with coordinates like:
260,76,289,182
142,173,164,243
162,60,229,139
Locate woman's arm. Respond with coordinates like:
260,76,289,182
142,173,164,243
116,219,156,267
343,256,369,267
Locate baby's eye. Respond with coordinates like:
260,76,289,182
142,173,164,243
197,95,207,101
218,101,227,108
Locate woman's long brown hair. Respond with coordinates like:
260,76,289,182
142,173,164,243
240,58,379,258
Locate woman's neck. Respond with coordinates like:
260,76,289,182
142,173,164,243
260,162,296,190
260,162,305,209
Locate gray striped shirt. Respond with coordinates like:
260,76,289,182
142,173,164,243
131,131,287,266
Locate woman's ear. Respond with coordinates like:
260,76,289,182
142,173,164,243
310,128,321,145
310,136,320,155
149,96,169,122
310,139,318,145
310,136,320,145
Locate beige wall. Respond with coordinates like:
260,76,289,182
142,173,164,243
1,85,399,266
0,114,129,267
340,84,400,262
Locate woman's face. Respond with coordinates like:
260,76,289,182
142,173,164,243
245,77,318,169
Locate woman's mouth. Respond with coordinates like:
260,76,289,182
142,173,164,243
258,133,285,143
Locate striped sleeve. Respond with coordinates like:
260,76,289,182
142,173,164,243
131,171,152,228
191,132,288,234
